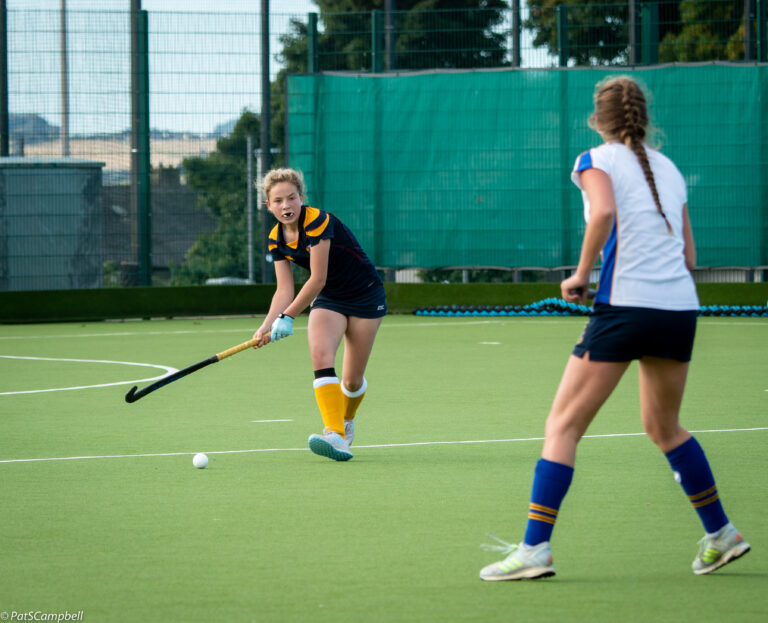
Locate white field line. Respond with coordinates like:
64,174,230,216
2,319,765,394
0,322,500,394
0,356,178,395
0,427,765,465
1,317,765,342
0,320,500,341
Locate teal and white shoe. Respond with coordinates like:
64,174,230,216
479,536,555,581
308,427,353,462
692,523,750,575
344,419,355,446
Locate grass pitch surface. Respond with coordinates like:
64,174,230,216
1,315,766,622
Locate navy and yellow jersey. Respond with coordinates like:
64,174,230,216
268,205,382,300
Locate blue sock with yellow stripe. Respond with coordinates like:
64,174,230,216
665,436,728,534
523,458,574,546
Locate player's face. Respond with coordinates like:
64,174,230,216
267,182,303,227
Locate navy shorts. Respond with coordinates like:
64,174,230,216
310,284,387,319
573,303,698,362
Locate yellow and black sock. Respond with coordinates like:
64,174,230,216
313,368,345,437
341,377,367,422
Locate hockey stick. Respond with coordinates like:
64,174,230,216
569,287,597,299
125,334,268,403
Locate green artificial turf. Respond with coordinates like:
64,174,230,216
1,315,766,622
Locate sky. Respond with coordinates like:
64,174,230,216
9,1,317,12
8,2,542,136
7,0,320,135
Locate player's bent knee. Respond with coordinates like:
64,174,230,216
643,421,684,451
342,377,365,393
545,414,582,443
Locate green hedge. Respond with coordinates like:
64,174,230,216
0,285,275,323
1,282,766,323
387,283,768,311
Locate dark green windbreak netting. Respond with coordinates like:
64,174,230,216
287,64,767,269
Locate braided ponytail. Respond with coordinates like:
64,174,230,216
594,77,672,234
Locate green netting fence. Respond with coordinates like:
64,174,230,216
287,63,768,270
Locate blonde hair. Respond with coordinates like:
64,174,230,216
591,76,672,234
262,168,305,202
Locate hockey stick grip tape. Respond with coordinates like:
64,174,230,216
216,332,270,361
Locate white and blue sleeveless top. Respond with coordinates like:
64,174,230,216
571,142,699,311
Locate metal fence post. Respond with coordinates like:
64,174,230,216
137,8,152,286
247,135,254,283
307,12,318,72
0,0,8,156
760,1,768,268
371,9,383,73
257,148,270,283
511,0,521,67
758,0,767,62
628,0,640,64
59,0,70,157
557,5,568,67
559,71,571,265
746,0,756,60
260,0,270,179
260,0,272,284
641,1,659,65
384,0,395,70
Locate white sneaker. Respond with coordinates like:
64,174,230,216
479,537,555,581
692,522,750,575
308,427,353,462
344,419,355,446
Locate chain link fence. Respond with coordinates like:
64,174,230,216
1,1,766,290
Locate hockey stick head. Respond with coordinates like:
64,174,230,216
125,386,140,403
124,336,264,405
124,355,217,404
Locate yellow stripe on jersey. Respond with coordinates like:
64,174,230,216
303,206,321,226
268,224,279,252
307,214,329,237
268,223,280,241
268,223,298,256
304,206,330,237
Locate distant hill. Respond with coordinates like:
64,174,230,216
9,114,59,144
8,113,238,144
212,118,237,136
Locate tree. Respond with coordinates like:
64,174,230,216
524,0,627,65
524,0,685,65
278,1,507,72
272,0,509,181
659,1,750,62
525,1,753,66
269,2,511,282
170,112,262,285
395,0,508,69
